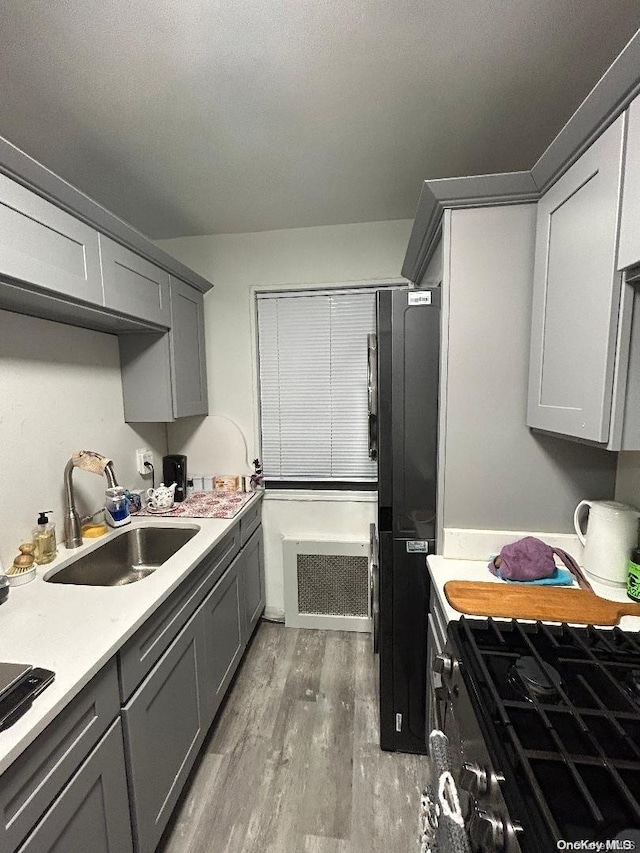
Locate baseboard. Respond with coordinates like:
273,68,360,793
263,606,285,622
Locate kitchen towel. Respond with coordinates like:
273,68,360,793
139,490,255,519
488,536,593,591
420,730,471,853
488,564,574,586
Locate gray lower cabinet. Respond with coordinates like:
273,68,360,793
1,662,121,853
527,114,626,444
17,719,133,853
121,612,209,853
240,527,265,641
121,518,261,853
0,171,103,306
200,557,244,726
100,235,171,328
5,515,261,853
619,91,640,271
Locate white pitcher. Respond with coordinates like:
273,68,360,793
573,500,640,586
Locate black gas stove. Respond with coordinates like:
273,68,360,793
436,618,640,852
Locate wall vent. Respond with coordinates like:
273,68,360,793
283,538,371,632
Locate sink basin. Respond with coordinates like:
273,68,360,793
45,526,199,586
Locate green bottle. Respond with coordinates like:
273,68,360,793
627,547,640,602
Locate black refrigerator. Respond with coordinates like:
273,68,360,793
369,287,440,754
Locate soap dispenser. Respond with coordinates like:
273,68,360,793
105,487,131,528
33,511,57,564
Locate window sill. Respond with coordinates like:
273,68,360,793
263,489,377,502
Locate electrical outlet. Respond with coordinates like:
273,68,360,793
136,448,153,476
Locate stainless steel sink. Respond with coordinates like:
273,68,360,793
45,526,199,586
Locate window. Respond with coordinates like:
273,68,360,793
256,288,377,485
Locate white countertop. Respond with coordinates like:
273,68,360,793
427,554,640,633
0,495,261,775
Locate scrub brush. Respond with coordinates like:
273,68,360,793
7,543,37,585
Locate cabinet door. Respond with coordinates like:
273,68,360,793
122,614,208,853
619,92,640,270
201,559,244,727
17,720,133,853
118,332,175,423
1,662,120,853
100,235,170,327
0,173,103,306
169,277,208,417
527,114,625,443
240,527,265,642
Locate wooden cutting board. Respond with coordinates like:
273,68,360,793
444,581,640,625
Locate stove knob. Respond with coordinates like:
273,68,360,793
468,809,505,853
459,762,488,797
432,653,453,678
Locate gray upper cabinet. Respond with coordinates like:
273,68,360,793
119,276,208,422
0,172,103,306
169,277,208,417
618,91,640,271
100,235,171,327
527,114,626,444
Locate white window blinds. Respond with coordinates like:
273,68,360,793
257,289,377,482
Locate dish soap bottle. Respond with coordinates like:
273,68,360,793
33,511,57,564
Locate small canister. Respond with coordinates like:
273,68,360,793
627,547,640,602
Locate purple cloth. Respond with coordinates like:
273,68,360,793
488,536,593,591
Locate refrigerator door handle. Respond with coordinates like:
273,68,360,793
369,523,379,654
367,334,378,460
367,333,378,415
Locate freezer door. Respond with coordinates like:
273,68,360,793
391,289,440,540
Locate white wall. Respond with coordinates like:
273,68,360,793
0,310,167,568
159,219,412,616
616,453,640,507
442,205,617,534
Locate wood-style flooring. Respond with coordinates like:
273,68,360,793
159,621,426,853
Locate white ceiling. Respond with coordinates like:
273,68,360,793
1,1,639,239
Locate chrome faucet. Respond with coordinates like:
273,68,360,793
63,452,119,548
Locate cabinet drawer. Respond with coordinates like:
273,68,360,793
1,661,120,853
118,524,240,700
100,235,170,327
0,173,102,306
240,500,261,547
122,611,208,853
16,719,132,853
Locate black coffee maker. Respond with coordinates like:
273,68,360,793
162,454,188,502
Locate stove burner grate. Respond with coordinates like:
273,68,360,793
454,617,640,851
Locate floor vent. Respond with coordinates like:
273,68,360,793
283,538,371,632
